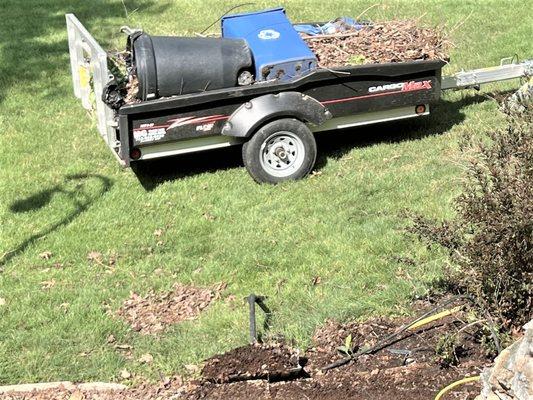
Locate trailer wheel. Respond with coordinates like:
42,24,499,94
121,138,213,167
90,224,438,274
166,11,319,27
242,118,317,184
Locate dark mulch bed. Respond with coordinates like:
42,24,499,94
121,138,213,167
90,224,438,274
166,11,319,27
201,343,302,383
186,301,489,400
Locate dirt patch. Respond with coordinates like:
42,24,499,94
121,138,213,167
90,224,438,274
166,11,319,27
187,302,490,399
201,343,302,383
304,19,449,68
5,301,490,399
116,283,222,334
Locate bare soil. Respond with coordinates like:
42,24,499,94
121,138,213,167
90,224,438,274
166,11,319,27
3,300,490,399
187,309,488,399
201,343,302,383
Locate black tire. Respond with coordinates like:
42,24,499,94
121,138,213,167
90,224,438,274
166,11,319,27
242,118,317,184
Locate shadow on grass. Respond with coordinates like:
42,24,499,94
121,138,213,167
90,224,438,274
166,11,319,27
132,93,495,190
0,0,168,105
132,145,245,190
313,93,493,169
0,174,113,268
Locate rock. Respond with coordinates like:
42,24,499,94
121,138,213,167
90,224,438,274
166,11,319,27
76,382,127,391
478,319,533,400
0,382,76,394
69,390,84,400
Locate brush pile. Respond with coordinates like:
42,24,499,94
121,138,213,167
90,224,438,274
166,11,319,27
303,19,449,68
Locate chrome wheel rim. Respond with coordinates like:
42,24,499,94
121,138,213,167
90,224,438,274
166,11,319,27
259,131,305,178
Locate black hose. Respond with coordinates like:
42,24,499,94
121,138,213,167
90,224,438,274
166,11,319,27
321,295,468,371
199,3,256,35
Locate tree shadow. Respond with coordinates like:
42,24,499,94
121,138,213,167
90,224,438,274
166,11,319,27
1,174,113,268
0,0,168,105
132,92,496,190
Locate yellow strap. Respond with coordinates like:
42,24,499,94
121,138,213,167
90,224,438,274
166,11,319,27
408,305,463,331
434,375,480,400
78,65,90,89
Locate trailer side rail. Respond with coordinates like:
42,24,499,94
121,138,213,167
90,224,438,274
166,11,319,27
66,14,121,162
442,58,532,90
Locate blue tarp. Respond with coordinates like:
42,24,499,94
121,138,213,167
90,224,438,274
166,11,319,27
294,17,367,36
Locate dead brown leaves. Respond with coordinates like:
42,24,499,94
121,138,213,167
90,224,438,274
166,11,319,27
0,378,191,400
125,75,140,104
116,283,224,334
304,20,450,68
40,279,56,290
137,353,153,364
69,390,84,400
39,251,53,260
87,251,103,263
87,251,117,273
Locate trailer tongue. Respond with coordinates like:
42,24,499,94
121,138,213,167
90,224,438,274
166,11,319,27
441,58,532,90
65,12,532,183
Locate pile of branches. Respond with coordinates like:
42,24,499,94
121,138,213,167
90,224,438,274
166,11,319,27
303,19,450,68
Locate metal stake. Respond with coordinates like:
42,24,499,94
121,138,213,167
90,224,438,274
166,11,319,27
247,294,271,343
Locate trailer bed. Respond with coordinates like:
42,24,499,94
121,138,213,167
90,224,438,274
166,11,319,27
118,60,443,163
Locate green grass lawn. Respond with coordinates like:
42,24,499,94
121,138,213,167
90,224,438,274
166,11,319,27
0,0,531,385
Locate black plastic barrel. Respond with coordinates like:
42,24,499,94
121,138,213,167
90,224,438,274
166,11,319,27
129,33,253,100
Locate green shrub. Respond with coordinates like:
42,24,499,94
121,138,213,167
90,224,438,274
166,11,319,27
435,333,460,367
409,95,532,331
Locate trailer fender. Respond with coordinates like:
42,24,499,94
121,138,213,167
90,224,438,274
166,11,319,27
221,92,332,138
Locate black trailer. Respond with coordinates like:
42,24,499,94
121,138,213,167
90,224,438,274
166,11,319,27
66,14,532,183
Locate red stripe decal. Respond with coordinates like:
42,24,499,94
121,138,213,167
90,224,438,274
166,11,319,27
320,86,429,105
133,115,229,131
134,86,430,132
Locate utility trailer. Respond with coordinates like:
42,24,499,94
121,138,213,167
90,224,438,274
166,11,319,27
66,13,532,184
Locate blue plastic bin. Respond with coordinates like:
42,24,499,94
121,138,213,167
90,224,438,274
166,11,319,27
221,8,317,81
